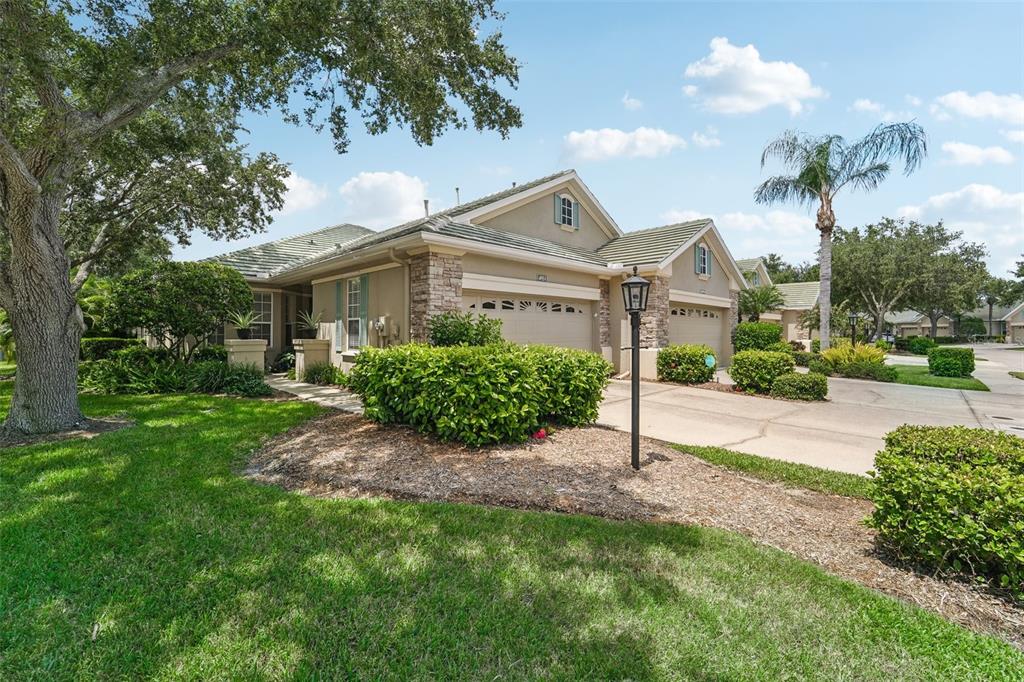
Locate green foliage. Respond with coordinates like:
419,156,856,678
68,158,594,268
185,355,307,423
894,337,910,352
793,350,816,367
738,285,786,322
111,344,174,365
958,316,986,338
302,361,344,385
770,372,828,401
228,310,258,330
192,345,227,363
428,311,504,347
80,337,143,361
764,341,795,355
809,344,897,382
108,262,251,360
79,357,270,397
811,339,821,353
728,351,795,394
820,343,886,367
348,344,611,445
875,339,892,350
657,344,716,384
839,361,898,383
270,348,296,373
807,357,832,375
869,426,1024,597
909,336,937,355
927,347,975,377
733,322,783,352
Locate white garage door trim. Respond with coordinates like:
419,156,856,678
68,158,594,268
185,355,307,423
669,304,724,360
464,292,594,350
463,272,601,300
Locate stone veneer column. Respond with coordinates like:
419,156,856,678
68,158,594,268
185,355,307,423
639,274,670,349
598,279,611,348
729,289,740,344
409,251,463,342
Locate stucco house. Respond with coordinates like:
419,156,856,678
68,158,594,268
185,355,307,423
734,257,820,343
999,302,1024,343
205,170,751,373
885,311,954,338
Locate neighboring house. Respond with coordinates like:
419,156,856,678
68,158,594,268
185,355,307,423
967,302,1021,338
205,169,750,371
734,257,819,343
1002,301,1024,343
885,310,954,337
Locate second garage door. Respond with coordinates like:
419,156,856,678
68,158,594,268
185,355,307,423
464,293,593,350
669,305,725,360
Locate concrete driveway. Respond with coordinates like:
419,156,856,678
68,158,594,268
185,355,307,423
598,344,1024,476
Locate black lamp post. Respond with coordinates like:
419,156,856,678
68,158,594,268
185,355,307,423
848,311,857,346
621,266,651,470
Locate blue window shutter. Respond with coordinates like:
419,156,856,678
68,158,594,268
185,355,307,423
359,274,369,346
694,246,700,273
334,280,343,352
707,247,712,275
554,194,561,224
572,200,580,229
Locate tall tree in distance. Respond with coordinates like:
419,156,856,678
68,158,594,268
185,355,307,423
0,0,522,436
905,239,988,337
979,276,1014,336
754,123,927,350
761,253,818,284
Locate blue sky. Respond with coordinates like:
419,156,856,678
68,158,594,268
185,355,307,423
176,1,1024,276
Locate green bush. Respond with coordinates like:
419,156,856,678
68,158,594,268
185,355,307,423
733,322,782,352
874,339,892,351
869,425,1024,597
111,344,173,365
270,347,295,373
764,341,795,356
728,350,795,394
192,344,227,363
186,361,271,396
807,357,832,376
840,361,897,382
893,337,910,352
793,351,816,367
770,372,828,401
657,344,716,384
927,347,975,377
811,339,820,353
79,357,270,397
909,336,936,355
348,344,611,445
80,337,143,360
302,361,342,385
428,311,503,346
932,335,957,344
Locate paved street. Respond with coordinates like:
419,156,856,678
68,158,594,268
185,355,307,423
598,344,1024,475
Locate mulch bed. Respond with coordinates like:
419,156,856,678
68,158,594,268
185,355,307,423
247,414,1023,649
0,417,133,448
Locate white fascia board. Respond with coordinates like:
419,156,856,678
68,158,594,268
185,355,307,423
420,232,618,276
463,272,601,301
669,289,732,308
453,171,623,239
1000,301,1024,321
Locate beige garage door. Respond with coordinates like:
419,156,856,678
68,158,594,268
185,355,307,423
464,293,593,350
669,305,724,360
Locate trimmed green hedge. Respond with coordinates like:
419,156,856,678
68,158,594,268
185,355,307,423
764,341,795,356
348,344,612,445
927,347,975,377
657,344,716,384
728,350,794,394
428,311,503,346
80,337,143,360
793,350,816,367
770,372,828,401
869,425,1024,597
733,322,782,352
908,336,936,355
79,358,270,397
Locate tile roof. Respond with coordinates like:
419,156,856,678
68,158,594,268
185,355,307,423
884,310,923,324
735,258,763,273
205,223,372,277
596,219,711,266
435,220,609,266
775,281,820,309
448,170,575,218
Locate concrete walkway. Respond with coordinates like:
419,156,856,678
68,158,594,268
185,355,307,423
598,344,1024,476
266,375,363,414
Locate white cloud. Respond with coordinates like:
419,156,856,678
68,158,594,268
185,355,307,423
277,173,328,215
940,141,1015,166
659,208,817,262
897,184,1024,275
682,37,825,115
338,171,432,228
690,126,721,148
621,91,643,111
563,127,686,162
930,91,1024,125
1002,129,1024,143
852,98,883,115
850,98,912,122
905,95,922,107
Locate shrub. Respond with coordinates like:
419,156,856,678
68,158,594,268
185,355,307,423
820,343,886,368
764,341,795,356
869,425,1024,597
111,344,173,365
657,344,716,384
841,361,897,382
186,361,272,397
302,361,341,385
811,339,820,353
348,344,611,445
428,311,503,346
788,340,805,352
192,344,227,363
874,339,892,351
807,357,832,376
770,372,828,401
79,356,270,396
270,347,295,373
909,336,936,355
893,337,910,352
728,350,794,394
933,335,957,345
80,337,143,360
793,350,816,367
733,322,782,352
928,347,975,377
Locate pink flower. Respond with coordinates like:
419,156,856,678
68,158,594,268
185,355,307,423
532,428,547,439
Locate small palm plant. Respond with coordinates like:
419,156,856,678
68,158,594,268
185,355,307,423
755,123,927,350
228,310,258,339
296,310,322,339
739,285,786,322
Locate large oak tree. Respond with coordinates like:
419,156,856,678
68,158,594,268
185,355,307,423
0,0,521,435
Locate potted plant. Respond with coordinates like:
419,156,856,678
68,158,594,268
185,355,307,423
229,310,258,340
296,310,322,339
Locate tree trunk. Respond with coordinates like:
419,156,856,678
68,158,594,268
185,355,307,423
930,315,939,337
988,303,994,336
875,309,886,340
1,179,85,436
818,228,832,351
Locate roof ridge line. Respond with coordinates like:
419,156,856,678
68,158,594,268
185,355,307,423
201,222,370,263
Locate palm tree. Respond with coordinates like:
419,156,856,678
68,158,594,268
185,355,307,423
980,276,1014,337
754,123,927,350
739,285,786,322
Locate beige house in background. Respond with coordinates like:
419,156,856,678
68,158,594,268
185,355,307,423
885,311,954,338
735,257,820,344
205,170,751,373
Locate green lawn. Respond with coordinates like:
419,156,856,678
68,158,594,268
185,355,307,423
672,444,873,498
891,364,990,391
1010,371,1024,381
0,360,14,375
2,383,1021,679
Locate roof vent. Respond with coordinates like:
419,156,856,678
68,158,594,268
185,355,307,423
423,199,429,217
512,181,517,188
455,186,460,204
309,239,315,245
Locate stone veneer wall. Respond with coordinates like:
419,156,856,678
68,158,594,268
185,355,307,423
639,275,670,348
729,290,739,345
598,279,611,347
409,251,463,342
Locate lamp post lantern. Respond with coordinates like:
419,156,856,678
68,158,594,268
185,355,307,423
621,266,651,470
848,311,857,346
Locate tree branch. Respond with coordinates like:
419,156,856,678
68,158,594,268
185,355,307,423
0,128,40,194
